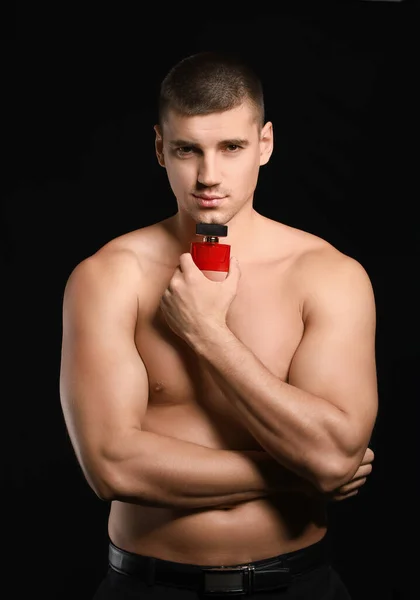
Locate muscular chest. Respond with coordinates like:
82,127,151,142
136,264,304,404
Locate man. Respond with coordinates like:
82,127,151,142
60,51,377,599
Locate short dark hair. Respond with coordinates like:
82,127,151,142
158,51,265,129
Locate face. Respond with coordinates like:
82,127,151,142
154,102,273,227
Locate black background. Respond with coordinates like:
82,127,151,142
5,2,419,599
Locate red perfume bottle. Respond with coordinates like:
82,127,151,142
190,223,230,281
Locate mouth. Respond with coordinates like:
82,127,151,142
193,195,226,208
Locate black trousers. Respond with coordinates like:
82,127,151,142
92,539,352,600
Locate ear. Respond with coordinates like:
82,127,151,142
154,124,166,168
259,121,274,166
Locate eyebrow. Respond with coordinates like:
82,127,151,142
168,138,250,148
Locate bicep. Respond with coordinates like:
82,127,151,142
59,254,149,477
288,259,378,454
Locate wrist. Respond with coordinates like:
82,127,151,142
188,322,235,355
248,453,318,496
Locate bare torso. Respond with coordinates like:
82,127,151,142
108,213,329,565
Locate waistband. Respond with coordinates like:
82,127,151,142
108,535,330,596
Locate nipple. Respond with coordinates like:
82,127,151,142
154,382,164,393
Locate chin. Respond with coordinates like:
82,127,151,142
190,209,223,224
198,214,224,224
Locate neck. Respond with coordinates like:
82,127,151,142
167,206,264,259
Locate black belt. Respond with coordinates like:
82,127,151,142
108,535,329,596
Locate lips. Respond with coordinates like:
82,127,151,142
193,195,225,201
195,196,225,208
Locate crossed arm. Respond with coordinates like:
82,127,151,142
60,247,377,509
184,253,378,493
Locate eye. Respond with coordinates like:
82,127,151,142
176,146,195,156
225,144,241,152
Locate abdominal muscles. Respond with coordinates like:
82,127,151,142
108,402,327,565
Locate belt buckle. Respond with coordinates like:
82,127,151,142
202,564,255,596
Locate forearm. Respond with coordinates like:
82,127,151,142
94,430,307,509
190,326,350,490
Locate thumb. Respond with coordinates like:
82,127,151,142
226,256,241,284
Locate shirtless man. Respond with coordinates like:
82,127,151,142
59,51,377,599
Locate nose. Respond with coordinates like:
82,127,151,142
197,154,221,188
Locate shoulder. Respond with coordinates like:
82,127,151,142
266,219,375,318
291,232,375,321
63,221,169,305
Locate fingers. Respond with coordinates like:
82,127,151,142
362,447,375,464
337,476,367,495
330,451,374,503
331,490,359,502
331,476,367,501
353,463,373,479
